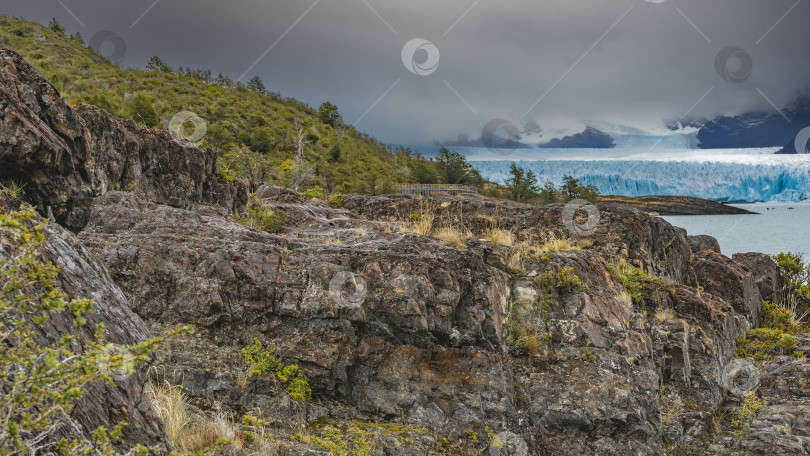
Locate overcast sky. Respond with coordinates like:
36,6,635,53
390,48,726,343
4,0,810,144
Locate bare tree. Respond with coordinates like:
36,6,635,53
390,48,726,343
289,123,314,191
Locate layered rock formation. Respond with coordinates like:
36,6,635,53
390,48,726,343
0,201,171,452
0,46,245,232
1,45,808,455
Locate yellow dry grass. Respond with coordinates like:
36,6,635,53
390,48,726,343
483,227,515,247
655,308,676,323
148,382,239,453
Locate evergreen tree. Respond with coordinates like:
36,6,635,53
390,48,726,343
128,93,159,127
538,180,558,205
318,101,341,127
505,162,540,203
146,56,172,73
436,147,479,185
48,18,65,36
410,160,439,184
247,76,266,94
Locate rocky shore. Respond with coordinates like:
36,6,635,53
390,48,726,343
597,195,757,216
1,45,808,455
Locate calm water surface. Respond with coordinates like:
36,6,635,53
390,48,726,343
663,202,810,256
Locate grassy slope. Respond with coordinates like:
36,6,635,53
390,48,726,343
0,15,436,195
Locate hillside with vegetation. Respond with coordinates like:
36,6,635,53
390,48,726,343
0,15,473,195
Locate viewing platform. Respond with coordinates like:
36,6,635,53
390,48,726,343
396,183,478,196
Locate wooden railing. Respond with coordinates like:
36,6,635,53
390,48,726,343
396,183,478,196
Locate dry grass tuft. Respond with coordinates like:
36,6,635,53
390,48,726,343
539,234,582,255
399,203,472,248
483,227,515,247
434,225,473,249
148,382,239,453
616,291,633,310
655,308,677,323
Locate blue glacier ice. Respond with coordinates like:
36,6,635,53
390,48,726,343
399,145,810,202
471,159,810,202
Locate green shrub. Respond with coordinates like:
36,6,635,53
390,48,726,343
735,329,797,361
0,205,161,455
735,301,806,361
301,185,326,199
128,93,159,127
235,199,287,234
537,267,585,293
312,425,371,456
772,252,810,324
731,392,766,436
605,259,665,304
242,339,310,401
327,193,344,208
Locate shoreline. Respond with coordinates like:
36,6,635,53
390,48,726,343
597,195,758,216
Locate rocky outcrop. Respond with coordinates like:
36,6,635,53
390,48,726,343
0,208,171,452
2,42,805,455
341,194,693,283
689,251,762,327
689,234,722,253
0,46,245,232
74,189,778,455
734,252,783,304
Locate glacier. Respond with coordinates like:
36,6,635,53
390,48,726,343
472,159,810,202
401,145,810,202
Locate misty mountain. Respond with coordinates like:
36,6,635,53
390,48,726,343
535,126,615,149
433,135,532,150
696,96,810,149
776,122,810,154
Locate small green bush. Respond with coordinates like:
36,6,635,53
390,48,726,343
242,339,310,401
605,259,665,304
0,205,161,455
731,391,766,436
736,301,806,361
537,267,585,293
301,185,326,199
327,193,344,209
235,199,288,234
312,425,371,456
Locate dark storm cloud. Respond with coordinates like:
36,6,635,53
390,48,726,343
5,0,810,143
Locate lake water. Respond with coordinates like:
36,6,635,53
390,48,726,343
663,202,810,256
